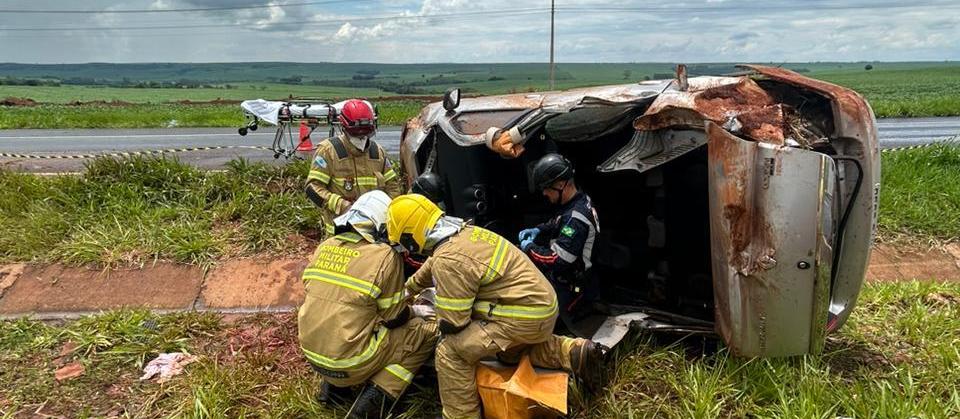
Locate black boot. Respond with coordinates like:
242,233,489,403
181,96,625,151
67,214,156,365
316,381,353,406
569,339,609,395
347,384,396,419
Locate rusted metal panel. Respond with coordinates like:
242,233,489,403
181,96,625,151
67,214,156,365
741,65,879,332
636,78,787,145
740,65,876,143
676,64,689,92
707,121,836,357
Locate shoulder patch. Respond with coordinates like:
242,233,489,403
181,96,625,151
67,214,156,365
313,155,327,168
560,225,576,237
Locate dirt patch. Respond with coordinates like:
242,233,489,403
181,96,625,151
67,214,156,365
65,99,133,106
823,336,904,377
219,313,303,372
867,243,960,282
198,257,307,309
0,263,203,315
0,96,37,106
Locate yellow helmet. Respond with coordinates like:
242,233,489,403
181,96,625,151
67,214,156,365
386,194,443,252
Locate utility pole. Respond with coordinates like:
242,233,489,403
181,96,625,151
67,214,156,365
549,0,555,90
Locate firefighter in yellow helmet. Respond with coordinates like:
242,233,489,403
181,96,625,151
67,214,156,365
385,194,607,419
298,190,438,419
305,99,403,237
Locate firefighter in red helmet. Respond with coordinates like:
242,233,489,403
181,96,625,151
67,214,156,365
305,99,403,237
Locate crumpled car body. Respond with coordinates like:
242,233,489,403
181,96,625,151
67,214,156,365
399,65,879,357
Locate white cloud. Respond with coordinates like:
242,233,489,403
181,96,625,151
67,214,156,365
0,0,957,62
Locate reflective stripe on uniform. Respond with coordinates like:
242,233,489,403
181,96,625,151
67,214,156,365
376,291,404,310
303,268,382,299
308,170,331,184
356,176,378,187
473,300,558,320
551,241,578,263
383,168,398,182
335,232,362,243
325,224,336,235
301,325,386,369
326,194,342,213
570,210,596,270
328,176,375,188
569,210,592,227
480,236,508,285
435,295,475,312
384,364,413,384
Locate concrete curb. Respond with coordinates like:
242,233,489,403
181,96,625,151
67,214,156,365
0,244,958,320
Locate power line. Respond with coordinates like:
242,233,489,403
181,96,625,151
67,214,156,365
1,2,956,33
0,8,550,31
1,0,954,15
0,10,551,39
0,0,370,14
557,2,959,12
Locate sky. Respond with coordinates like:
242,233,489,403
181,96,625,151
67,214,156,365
0,0,958,63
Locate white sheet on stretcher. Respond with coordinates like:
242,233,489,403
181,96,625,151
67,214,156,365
240,99,374,126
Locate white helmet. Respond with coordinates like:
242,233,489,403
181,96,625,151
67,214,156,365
333,190,391,243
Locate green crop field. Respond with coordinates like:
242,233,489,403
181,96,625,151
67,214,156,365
0,83,388,104
0,101,424,129
1,62,958,129
814,66,960,117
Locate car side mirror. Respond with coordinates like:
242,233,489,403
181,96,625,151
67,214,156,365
443,88,461,113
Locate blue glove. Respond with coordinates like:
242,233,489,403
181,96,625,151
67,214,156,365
520,238,534,251
518,228,540,243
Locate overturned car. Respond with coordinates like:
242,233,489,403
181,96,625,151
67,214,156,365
397,65,879,357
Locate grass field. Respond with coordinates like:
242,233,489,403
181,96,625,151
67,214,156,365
878,141,960,242
1,280,957,418
815,66,960,118
0,144,957,267
1,62,959,129
0,83,388,104
0,157,319,267
0,101,425,129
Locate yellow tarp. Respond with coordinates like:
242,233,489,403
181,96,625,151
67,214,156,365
476,355,568,419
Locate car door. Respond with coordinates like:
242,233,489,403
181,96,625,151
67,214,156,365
706,121,837,357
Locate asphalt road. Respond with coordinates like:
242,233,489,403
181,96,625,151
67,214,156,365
1,117,957,173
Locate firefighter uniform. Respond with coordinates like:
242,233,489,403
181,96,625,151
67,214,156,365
305,134,403,236
405,225,585,419
298,232,438,398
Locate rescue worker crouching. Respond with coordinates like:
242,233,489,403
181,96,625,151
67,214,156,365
403,171,448,277
297,190,439,419
519,153,601,327
386,193,607,419
305,99,403,237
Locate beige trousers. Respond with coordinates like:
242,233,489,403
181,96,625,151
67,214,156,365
434,314,580,419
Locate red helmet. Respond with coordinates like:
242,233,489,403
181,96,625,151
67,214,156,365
338,99,377,137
